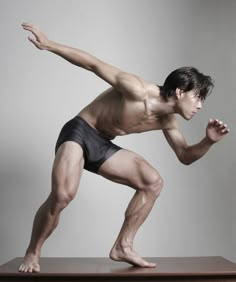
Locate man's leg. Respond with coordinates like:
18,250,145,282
98,149,163,268
19,141,84,273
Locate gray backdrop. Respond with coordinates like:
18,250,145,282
0,0,235,265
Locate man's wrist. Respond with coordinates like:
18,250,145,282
44,40,56,51
204,136,215,146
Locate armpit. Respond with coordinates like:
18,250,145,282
160,114,179,130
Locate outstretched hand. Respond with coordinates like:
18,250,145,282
22,22,50,50
206,118,229,144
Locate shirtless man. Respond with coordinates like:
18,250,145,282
19,23,229,272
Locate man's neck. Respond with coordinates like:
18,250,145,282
153,92,178,116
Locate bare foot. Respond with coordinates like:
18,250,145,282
110,244,156,268
18,252,40,273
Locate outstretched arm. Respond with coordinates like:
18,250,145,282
22,23,147,98
163,118,230,165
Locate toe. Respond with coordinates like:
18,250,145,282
23,266,28,272
28,267,33,273
34,265,40,272
21,266,26,272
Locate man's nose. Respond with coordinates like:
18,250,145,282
197,100,202,109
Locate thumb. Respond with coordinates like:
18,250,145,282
28,35,36,43
28,36,41,49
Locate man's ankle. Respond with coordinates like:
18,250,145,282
116,239,133,249
25,248,40,257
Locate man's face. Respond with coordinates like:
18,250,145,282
176,89,202,120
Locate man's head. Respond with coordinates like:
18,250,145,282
160,67,214,119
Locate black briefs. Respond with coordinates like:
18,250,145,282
55,115,122,174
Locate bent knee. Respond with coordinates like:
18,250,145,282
149,175,163,197
50,190,76,213
142,171,164,198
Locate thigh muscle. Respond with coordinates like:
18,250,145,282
98,149,161,191
52,141,84,198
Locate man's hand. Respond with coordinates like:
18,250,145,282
22,22,50,50
206,118,230,144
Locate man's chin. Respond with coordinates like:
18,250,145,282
179,112,194,120
183,114,193,121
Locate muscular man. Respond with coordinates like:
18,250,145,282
19,23,229,272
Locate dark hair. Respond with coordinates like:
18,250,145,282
159,67,214,101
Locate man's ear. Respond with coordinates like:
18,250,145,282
175,88,183,100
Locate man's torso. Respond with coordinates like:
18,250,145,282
79,86,177,138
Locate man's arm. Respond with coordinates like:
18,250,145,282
163,118,230,165
22,23,147,99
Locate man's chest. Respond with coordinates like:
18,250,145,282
114,99,163,133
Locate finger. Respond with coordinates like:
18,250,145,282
22,24,37,34
221,128,230,134
216,121,223,128
219,123,227,129
22,23,34,30
28,36,40,47
211,121,218,128
28,35,35,42
22,22,34,28
22,24,39,38
212,119,219,126
207,118,214,127
22,22,31,26
214,119,225,128
22,25,32,31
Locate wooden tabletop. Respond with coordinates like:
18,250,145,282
1,256,236,278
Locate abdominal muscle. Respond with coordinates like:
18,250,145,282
79,87,164,138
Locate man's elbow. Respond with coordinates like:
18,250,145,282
180,157,192,166
178,150,192,166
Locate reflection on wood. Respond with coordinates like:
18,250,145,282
1,256,236,281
